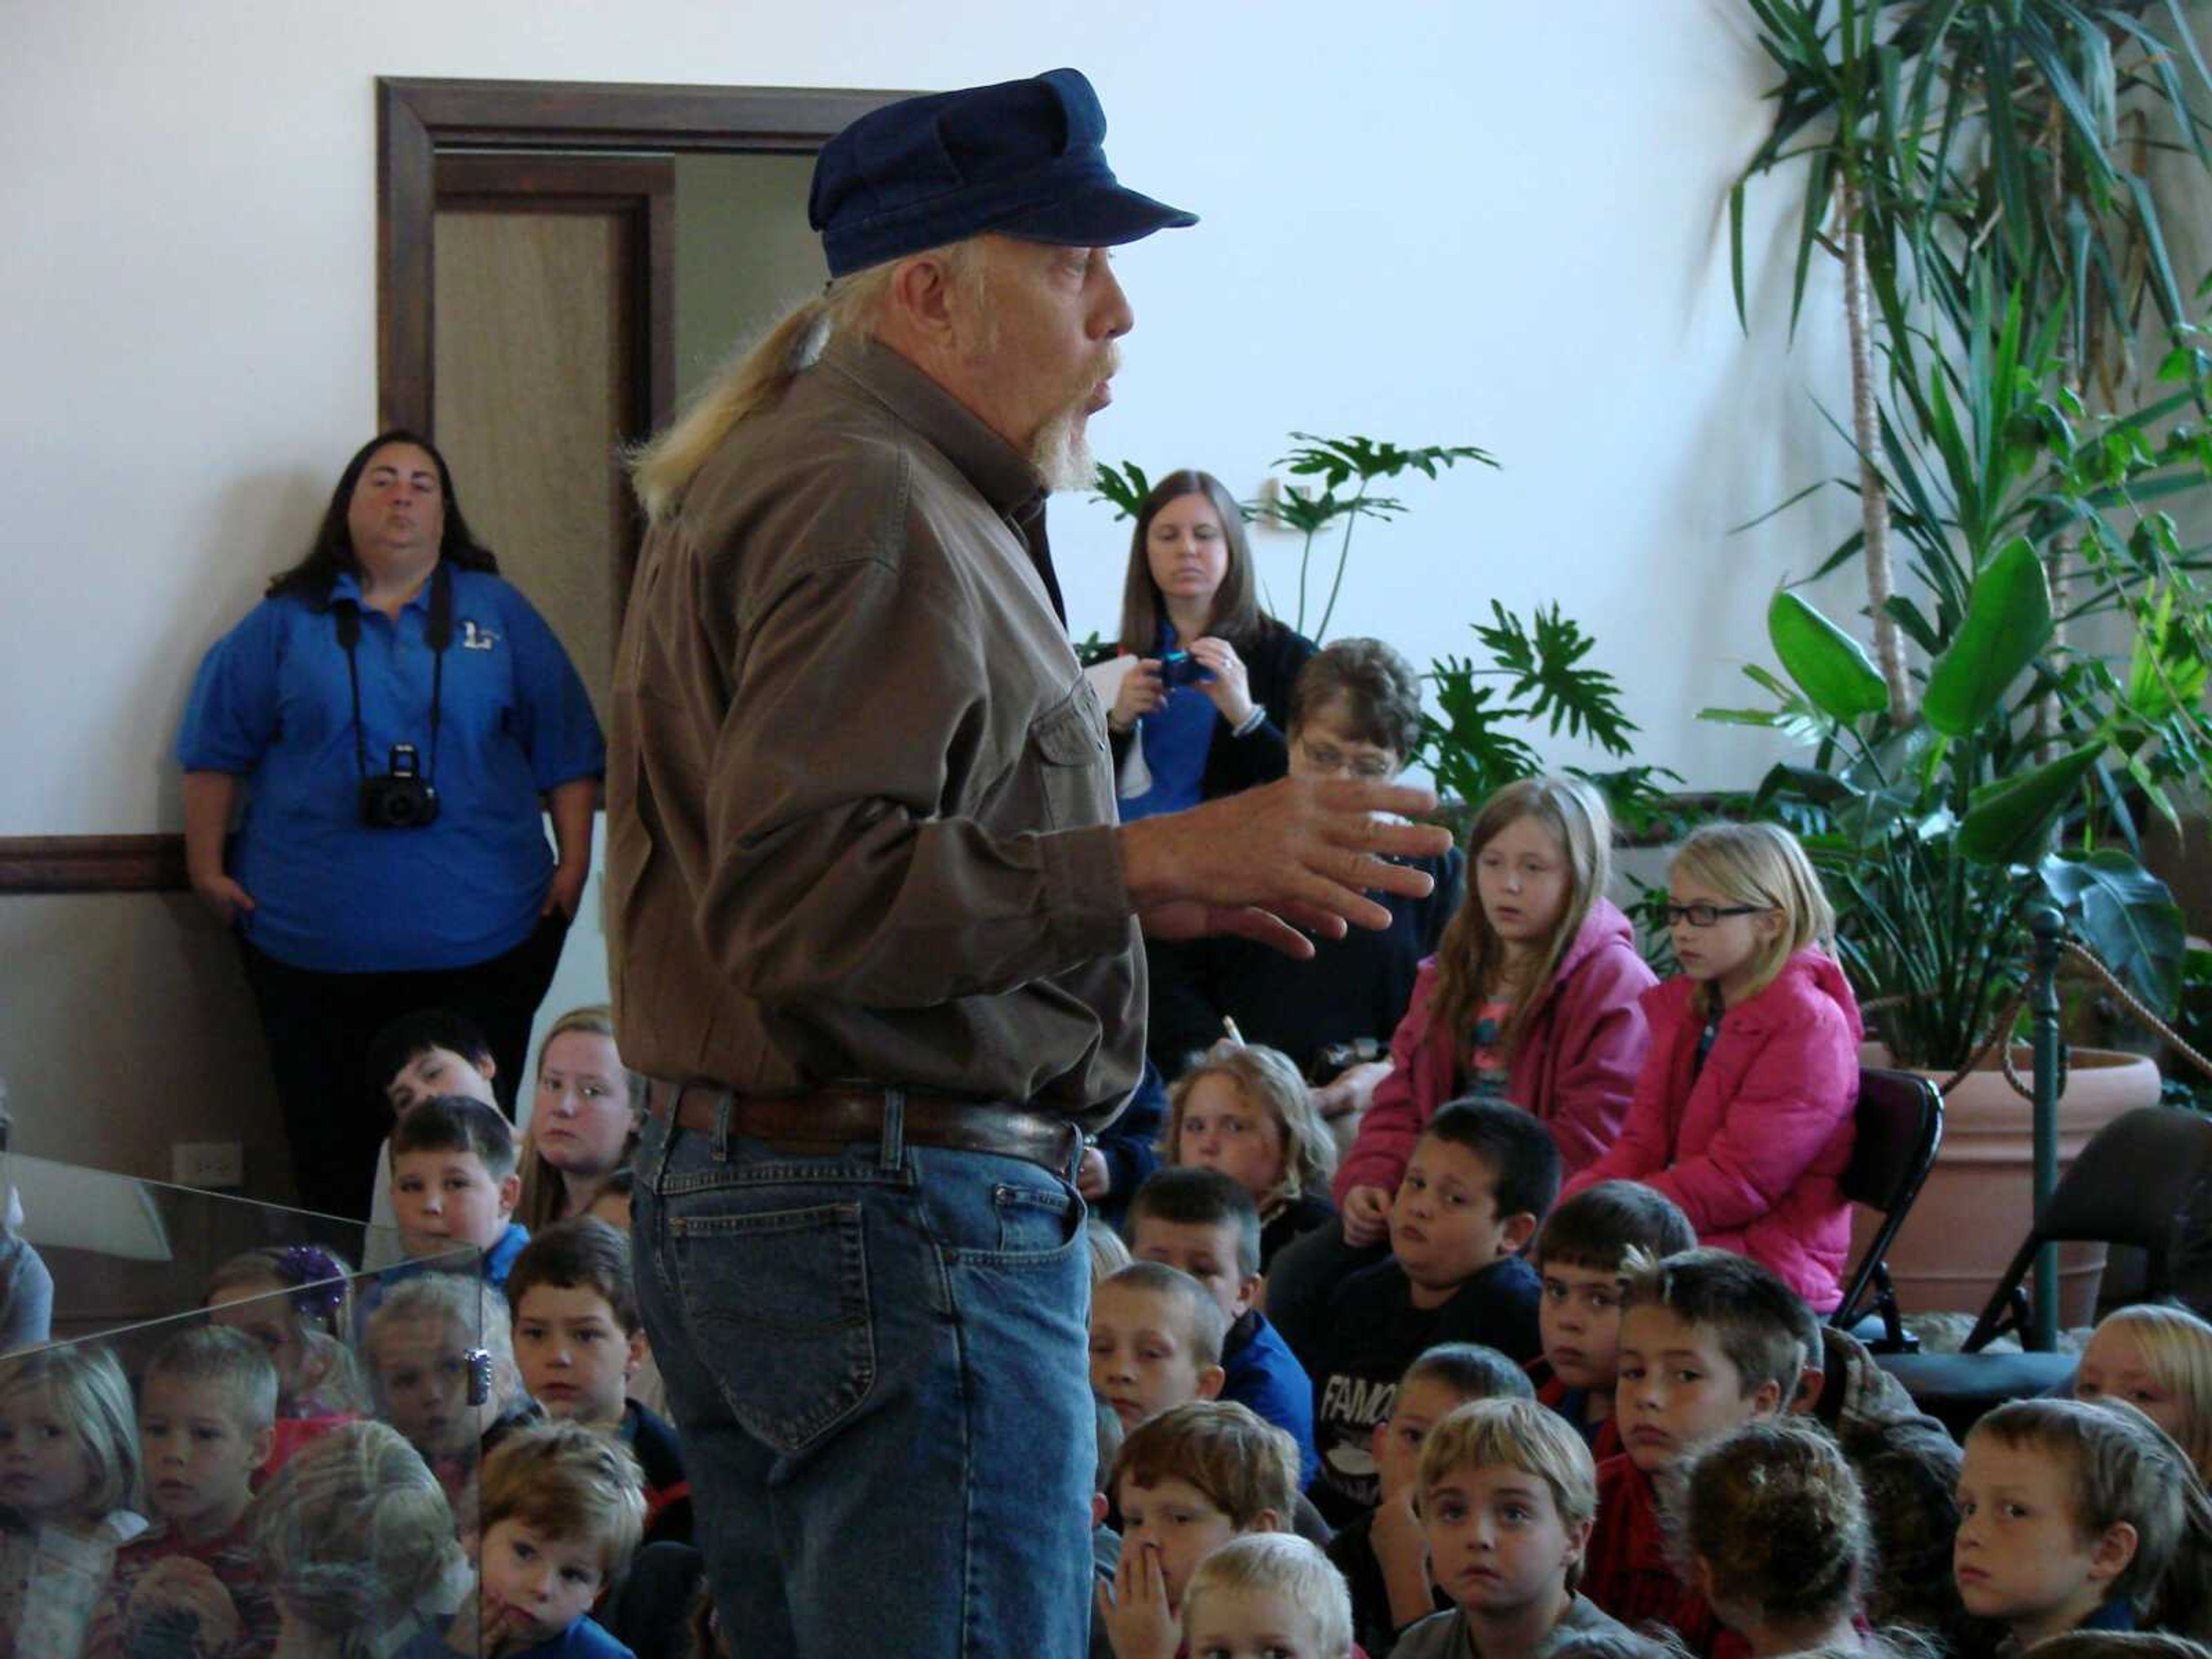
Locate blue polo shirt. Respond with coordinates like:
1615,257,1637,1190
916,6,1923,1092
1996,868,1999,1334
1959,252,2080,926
176,567,604,972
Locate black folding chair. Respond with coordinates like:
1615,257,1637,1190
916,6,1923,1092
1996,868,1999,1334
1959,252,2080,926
1960,1105,2212,1353
1831,1067,1944,1353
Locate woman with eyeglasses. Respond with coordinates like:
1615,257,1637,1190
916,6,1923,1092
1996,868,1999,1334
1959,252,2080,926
1140,638,1465,1089
1557,820,1863,1313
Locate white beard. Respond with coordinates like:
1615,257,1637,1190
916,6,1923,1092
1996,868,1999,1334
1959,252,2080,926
1030,406,1096,495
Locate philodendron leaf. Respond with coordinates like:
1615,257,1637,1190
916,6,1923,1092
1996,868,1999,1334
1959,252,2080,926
1768,591,1888,725
2039,849,2187,1018
1957,742,2103,865
1921,537,2054,736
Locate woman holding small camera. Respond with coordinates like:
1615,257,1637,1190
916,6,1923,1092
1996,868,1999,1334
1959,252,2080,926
1107,469,1315,821
177,430,603,1219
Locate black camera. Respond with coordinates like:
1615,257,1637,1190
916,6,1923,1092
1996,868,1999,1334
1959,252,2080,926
1158,649,1215,691
359,743,440,828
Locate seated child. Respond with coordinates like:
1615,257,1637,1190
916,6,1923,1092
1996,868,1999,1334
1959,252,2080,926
204,1243,369,1474
1180,1532,1356,1659
1528,1181,1695,1463
1091,1392,1128,1659
1956,1398,2212,1645
0,1344,145,1658
366,1009,502,1263
252,1418,466,1656
408,1421,646,1658
1326,1343,1532,1658
1310,1100,1556,1524
1090,1262,1229,1434
1560,823,1860,1312
366,1272,537,1509
1677,1420,1872,1659
1096,1400,1300,1659
92,1326,281,1658
1582,1248,1805,1654
1392,1396,1627,1659
1128,1167,1319,1487
517,1007,645,1232
390,1095,531,1288
1163,1042,1340,1271
2075,1304,2212,1487
506,1217,690,1547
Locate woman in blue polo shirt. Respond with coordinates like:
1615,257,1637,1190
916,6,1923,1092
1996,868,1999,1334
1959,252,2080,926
178,431,604,1220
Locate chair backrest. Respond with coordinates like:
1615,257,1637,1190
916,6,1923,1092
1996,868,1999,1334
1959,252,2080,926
1831,1067,1944,1340
1840,1067,1944,1216
2035,1105,2212,1256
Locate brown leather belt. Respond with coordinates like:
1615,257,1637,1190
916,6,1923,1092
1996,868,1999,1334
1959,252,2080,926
645,1080,1080,1177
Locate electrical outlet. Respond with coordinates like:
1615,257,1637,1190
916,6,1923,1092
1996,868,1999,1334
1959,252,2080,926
173,1141,244,1190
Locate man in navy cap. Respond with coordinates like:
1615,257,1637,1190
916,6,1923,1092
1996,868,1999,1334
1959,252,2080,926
609,67,1448,1658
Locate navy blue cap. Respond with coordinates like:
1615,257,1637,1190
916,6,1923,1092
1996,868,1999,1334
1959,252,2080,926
809,68,1198,278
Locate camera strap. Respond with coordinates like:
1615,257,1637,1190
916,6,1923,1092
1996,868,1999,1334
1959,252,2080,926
334,562,453,781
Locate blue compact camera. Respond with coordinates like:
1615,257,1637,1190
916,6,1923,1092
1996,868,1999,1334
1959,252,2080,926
1158,650,1215,690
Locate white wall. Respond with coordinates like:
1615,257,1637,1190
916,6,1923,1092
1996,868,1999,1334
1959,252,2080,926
0,0,1888,1180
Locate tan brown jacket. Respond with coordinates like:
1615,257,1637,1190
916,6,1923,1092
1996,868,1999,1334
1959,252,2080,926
606,335,1143,1125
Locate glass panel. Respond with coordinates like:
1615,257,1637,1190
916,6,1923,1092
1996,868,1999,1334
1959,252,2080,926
0,1156,494,1654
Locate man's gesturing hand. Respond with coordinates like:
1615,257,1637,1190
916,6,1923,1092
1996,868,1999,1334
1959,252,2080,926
1123,775,1454,957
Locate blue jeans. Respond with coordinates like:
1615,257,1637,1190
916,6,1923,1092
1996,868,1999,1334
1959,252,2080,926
634,1096,1094,1658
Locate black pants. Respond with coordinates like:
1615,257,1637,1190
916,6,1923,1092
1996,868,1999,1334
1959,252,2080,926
237,914,571,1221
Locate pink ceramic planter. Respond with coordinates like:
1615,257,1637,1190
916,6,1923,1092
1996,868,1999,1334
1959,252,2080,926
1849,1043,2164,1331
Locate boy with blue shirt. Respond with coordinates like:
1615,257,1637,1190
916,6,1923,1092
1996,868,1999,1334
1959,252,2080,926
1126,1168,1318,1490
1309,1099,1558,1526
389,1096,529,1289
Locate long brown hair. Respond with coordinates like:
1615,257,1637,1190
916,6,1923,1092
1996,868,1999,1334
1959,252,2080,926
1116,470,1267,655
1429,775,1613,1073
518,1006,646,1231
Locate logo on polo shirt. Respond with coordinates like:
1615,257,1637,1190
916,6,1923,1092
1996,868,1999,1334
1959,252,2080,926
460,620,500,651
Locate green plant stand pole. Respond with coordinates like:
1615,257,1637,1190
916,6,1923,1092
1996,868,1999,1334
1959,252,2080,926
2029,906,2066,1352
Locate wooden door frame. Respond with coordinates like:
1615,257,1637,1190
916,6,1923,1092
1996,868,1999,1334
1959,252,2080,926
378,77,907,435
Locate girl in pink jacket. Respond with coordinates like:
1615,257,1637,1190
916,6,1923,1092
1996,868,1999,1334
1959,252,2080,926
1560,822,1861,1310
1333,775,1656,1240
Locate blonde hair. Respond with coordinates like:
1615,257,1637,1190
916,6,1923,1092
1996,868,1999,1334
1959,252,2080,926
630,241,988,523
518,1005,646,1232
1180,1533,1353,1658
1111,1400,1298,1532
1163,1041,1336,1208
1970,1399,2212,1637
1668,821,1836,1010
478,1420,647,1578
253,1419,462,1643
146,1324,279,1434
1677,1419,1870,1625
1415,1397,1599,1590
1430,775,1613,1071
0,1344,138,1518
364,1273,521,1410
1086,1218,1134,1285
2081,1304,2212,1486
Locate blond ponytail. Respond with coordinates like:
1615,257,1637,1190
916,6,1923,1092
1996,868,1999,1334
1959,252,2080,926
631,243,988,524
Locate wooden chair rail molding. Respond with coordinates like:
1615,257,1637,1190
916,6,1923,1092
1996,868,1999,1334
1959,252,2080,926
0,836,190,895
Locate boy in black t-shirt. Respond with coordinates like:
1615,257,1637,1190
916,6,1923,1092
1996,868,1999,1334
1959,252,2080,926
1309,1099,1557,1525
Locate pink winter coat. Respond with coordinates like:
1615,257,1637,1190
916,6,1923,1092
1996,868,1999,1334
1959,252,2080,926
1334,899,1656,1203
1560,948,1862,1310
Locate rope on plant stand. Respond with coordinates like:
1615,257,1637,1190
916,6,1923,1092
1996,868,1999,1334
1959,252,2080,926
1928,940,2212,1103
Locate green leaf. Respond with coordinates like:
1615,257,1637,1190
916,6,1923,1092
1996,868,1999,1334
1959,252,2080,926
1767,590,1888,723
1921,538,2054,736
1472,602,1640,756
1957,742,2104,865
2039,849,2188,1018
1089,460,1150,521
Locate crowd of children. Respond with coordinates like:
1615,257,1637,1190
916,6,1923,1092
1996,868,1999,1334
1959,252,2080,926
13,643,2212,1659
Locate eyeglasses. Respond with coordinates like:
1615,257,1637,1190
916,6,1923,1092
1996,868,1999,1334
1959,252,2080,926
1296,737,1397,781
1664,903,1772,929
